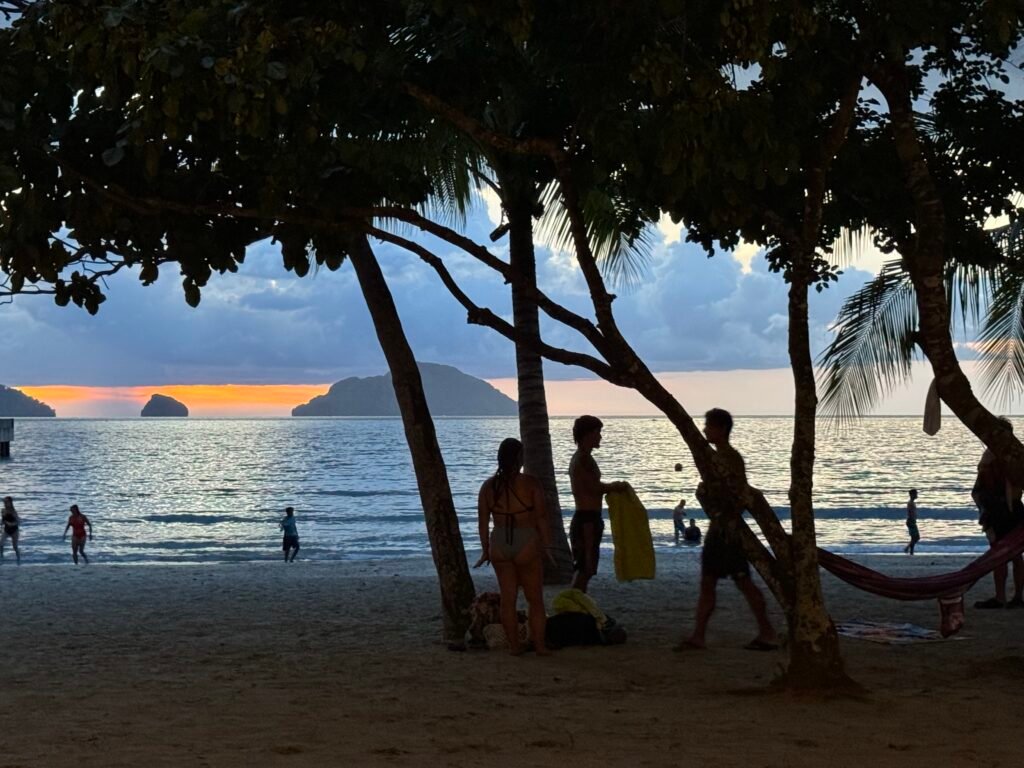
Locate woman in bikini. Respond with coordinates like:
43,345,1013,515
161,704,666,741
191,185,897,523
474,438,553,655
62,504,93,564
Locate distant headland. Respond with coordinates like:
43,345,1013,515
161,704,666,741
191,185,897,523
0,385,56,417
292,363,517,417
141,394,189,417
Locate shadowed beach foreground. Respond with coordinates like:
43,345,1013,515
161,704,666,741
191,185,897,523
1,554,1021,767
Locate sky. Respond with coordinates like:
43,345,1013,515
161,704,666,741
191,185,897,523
4,188,976,418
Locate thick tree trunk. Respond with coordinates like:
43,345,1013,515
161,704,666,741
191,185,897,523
505,195,573,583
875,62,1024,478
349,236,476,642
784,268,848,687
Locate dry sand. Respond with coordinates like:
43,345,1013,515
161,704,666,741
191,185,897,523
1,551,1022,767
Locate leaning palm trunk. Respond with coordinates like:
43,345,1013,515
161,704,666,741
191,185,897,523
349,236,476,641
505,189,573,583
874,63,1024,474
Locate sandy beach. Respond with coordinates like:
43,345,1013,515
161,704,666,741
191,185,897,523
1,551,1021,768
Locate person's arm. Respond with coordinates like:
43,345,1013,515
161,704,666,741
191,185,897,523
572,457,626,497
86,516,93,539
473,482,491,568
62,520,70,540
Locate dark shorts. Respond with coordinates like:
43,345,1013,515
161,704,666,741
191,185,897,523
569,510,603,575
673,519,686,535
701,528,750,580
282,534,300,550
980,497,1024,541
906,521,920,540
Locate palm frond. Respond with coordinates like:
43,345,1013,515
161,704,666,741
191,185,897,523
816,260,919,421
536,181,655,291
829,224,877,269
977,218,1024,406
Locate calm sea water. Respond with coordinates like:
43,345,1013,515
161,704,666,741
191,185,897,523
0,416,998,565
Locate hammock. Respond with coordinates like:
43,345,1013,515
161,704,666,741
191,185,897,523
816,525,1024,637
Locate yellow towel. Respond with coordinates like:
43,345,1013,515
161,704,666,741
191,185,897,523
551,588,607,629
606,486,656,581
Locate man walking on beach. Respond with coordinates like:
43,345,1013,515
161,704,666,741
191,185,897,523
280,507,300,563
678,408,778,651
62,504,92,565
568,415,627,592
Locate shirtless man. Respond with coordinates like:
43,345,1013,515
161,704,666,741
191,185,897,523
678,408,778,651
568,415,627,592
62,504,93,565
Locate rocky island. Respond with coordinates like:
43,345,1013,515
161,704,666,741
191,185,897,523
292,363,517,417
141,394,189,417
0,385,56,417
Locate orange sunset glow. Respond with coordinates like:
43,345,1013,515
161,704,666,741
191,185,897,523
18,384,332,418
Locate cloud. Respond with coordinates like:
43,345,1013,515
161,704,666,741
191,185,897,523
2,206,880,389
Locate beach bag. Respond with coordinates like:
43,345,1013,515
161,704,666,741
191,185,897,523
545,612,627,648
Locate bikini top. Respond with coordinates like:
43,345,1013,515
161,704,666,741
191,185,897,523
490,478,534,544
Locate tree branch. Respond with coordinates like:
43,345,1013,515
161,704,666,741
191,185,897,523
364,225,625,383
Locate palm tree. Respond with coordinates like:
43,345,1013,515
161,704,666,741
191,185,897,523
818,219,1024,419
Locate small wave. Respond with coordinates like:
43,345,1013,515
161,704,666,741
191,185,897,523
139,513,257,525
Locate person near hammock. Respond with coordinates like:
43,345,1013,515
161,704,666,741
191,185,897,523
972,418,1024,609
676,408,778,651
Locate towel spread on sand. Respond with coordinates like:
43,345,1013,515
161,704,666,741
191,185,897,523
836,619,965,644
606,487,655,581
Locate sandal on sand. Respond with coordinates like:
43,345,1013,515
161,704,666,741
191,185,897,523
743,639,780,651
974,597,1006,609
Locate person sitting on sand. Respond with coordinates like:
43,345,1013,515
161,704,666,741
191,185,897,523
904,489,921,555
1,496,20,564
972,419,1024,608
683,518,702,544
62,504,92,565
673,499,687,544
474,438,553,656
568,416,629,593
677,408,778,652
280,507,300,563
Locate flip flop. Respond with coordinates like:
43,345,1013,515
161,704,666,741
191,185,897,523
743,639,780,651
974,597,1006,609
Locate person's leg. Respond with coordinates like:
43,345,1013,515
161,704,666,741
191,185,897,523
71,540,79,565
735,575,778,645
516,555,549,655
0,531,6,560
1010,554,1024,604
993,562,1008,603
11,533,18,564
680,572,718,648
80,540,88,565
570,521,599,592
290,542,300,562
283,541,290,562
492,560,523,655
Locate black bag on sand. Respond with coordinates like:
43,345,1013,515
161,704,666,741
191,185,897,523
545,613,627,649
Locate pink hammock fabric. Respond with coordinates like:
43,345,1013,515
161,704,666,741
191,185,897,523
817,524,1024,601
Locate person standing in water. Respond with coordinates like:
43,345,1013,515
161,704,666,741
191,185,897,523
673,499,688,544
62,504,92,565
1,496,20,564
568,416,628,593
678,408,778,651
904,489,921,555
474,437,553,656
280,507,300,563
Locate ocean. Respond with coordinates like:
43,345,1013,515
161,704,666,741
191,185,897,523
0,416,997,565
